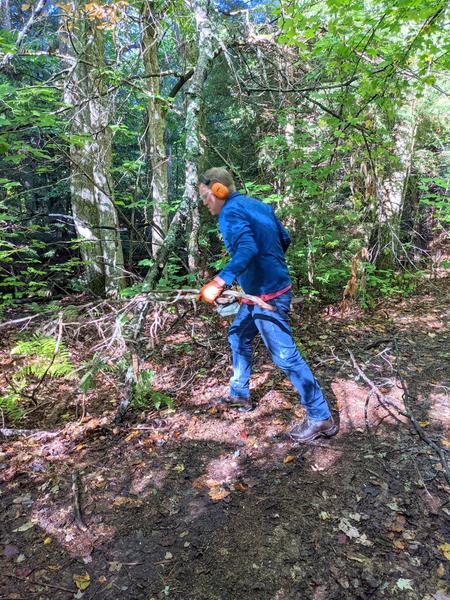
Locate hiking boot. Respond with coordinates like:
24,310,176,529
212,396,253,412
226,396,253,413
289,417,338,443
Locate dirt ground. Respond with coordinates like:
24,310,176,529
1,279,449,600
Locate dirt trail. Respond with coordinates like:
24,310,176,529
1,279,449,599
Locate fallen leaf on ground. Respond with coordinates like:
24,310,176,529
125,431,141,442
396,578,413,591
280,401,293,410
283,455,295,464
393,539,406,550
389,514,406,532
174,463,185,473
437,543,450,561
208,486,230,501
73,573,91,590
108,561,122,573
13,521,35,532
233,482,248,492
192,475,220,490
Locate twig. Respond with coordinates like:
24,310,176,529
347,348,449,482
71,468,88,531
391,338,449,482
3,573,75,593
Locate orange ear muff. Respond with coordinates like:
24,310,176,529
210,182,229,200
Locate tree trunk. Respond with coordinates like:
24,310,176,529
0,0,11,30
141,1,169,259
62,4,125,296
369,99,418,267
113,0,217,422
143,0,216,289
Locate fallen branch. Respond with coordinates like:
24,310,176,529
0,427,60,440
71,468,88,532
346,348,449,482
391,338,449,483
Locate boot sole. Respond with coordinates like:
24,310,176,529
289,424,338,443
229,403,253,413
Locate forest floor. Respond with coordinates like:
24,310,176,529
0,278,449,600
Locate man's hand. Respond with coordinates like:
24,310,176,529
198,278,225,303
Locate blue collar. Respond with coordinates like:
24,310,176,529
227,191,241,201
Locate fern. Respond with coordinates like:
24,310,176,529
0,391,23,420
0,334,75,421
11,334,75,380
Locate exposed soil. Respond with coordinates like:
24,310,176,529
1,279,449,600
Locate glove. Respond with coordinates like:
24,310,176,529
198,279,225,303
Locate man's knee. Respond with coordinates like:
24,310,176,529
272,346,303,369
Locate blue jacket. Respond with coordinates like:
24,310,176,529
217,191,291,295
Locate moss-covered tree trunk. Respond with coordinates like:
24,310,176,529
62,3,125,297
143,0,215,289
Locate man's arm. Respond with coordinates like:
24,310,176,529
218,208,258,285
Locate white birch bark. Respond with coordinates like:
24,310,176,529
371,99,418,266
62,4,124,296
142,1,168,258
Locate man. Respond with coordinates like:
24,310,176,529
198,167,337,443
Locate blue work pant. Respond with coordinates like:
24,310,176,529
227,291,331,421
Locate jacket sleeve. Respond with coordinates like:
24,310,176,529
275,214,291,252
218,208,258,285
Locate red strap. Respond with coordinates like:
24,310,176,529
241,284,292,305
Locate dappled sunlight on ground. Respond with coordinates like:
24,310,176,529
332,377,408,432
1,279,449,598
31,497,115,558
427,391,450,427
130,468,169,495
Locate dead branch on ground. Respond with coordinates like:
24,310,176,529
344,348,449,482
71,469,88,531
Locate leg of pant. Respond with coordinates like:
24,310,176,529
253,301,331,420
227,304,258,399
